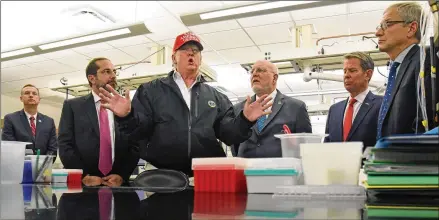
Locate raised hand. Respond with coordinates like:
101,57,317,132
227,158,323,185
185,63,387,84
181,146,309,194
243,94,273,122
99,84,131,117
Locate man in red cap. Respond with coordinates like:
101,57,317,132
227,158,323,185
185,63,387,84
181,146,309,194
98,31,273,176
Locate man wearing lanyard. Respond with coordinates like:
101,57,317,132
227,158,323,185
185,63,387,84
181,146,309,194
375,2,434,138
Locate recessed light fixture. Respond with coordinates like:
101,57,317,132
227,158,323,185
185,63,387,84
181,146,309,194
1,48,35,59
39,28,131,50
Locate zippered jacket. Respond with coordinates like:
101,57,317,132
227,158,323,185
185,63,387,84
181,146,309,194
116,70,255,176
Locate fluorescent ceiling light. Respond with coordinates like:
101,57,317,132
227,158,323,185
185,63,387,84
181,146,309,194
39,28,131,50
200,1,318,20
1,48,35,58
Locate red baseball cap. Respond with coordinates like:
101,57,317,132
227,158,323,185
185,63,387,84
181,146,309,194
172,31,204,53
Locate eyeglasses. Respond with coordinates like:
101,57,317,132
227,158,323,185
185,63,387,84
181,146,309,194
376,20,407,31
248,67,271,75
178,47,200,54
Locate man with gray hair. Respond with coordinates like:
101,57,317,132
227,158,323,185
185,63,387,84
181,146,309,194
232,60,312,158
325,52,383,151
375,2,434,138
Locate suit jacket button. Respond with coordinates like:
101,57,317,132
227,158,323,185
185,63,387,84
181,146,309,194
257,144,260,147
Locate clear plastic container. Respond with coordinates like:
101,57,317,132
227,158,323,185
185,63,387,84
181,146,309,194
1,141,30,184
274,134,326,158
27,155,55,183
300,142,363,185
274,185,366,198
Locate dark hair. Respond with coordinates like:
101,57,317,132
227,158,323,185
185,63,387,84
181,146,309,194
21,84,39,95
85,57,109,86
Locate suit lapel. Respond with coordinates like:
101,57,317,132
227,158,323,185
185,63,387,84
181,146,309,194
337,99,348,141
261,91,284,132
384,45,418,121
20,110,35,142
85,94,100,136
35,114,43,143
347,92,374,140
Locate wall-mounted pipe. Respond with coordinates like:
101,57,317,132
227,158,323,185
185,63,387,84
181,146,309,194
303,71,385,89
316,32,376,46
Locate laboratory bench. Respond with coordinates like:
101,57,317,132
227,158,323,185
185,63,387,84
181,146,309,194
0,183,374,220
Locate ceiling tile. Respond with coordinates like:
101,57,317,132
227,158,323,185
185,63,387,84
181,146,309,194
238,12,292,28
120,43,153,60
135,1,170,21
190,20,241,34
55,54,92,70
296,15,350,39
1,65,47,82
290,4,347,21
84,1,138,24
85,49,136,66
106,36,151,48
1,59,25,68
220,1,261,7
26,60,77,75
218,46,263,64
245,22,293,45
13,55,49,64
144,16,189,41
258,42,294,61
199,29,254,51
72,42,114,54
159,1,224,16
348,1,395,14
41,49,81,60
347,10,384,34
201,51,228,66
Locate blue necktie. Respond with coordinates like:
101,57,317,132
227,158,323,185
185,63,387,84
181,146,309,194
377,62,400,139
257,116,266,132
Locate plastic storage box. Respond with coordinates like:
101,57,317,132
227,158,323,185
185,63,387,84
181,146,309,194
300,142,363,185
244,158,303,193
193,157,247,193
1,141,30,184
52,169,69,183
274,134,326,158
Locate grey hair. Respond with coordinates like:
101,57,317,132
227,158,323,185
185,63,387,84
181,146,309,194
343,52,375,72
386,2,422,41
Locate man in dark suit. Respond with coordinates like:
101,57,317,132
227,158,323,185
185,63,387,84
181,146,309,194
375,2,435,138
232,60,312,158
2,84,57,155
58,57,139,187
325,52,383,150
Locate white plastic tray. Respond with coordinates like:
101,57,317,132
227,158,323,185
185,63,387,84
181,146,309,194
274,185,366,199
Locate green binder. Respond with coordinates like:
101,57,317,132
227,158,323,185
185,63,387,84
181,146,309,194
367,175,439,185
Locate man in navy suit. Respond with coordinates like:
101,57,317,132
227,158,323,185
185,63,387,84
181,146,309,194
2,84,58,155
325,52,383,151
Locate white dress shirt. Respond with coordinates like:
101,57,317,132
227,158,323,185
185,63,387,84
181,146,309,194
392,43,415,76
343,88,370,122
24,111,38,129
91,90,115,164
256,89,277,118
173,71,200,110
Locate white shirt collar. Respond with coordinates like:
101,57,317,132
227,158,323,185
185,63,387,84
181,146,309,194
91,90,101,103
349,87,369,104
256,89,277,101
173,71,201,88
24,110,37,120
393,43,415,64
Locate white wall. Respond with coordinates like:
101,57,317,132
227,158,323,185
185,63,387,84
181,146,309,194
1,94,62,127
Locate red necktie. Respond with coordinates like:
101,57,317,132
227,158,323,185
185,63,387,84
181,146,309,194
99,105,112,176
29,116,36,136
343,98,357,141
98,188,112,220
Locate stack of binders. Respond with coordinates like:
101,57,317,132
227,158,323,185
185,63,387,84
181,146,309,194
363,134,439,219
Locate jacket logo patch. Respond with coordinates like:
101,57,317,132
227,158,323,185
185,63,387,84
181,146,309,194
208,100,216,108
